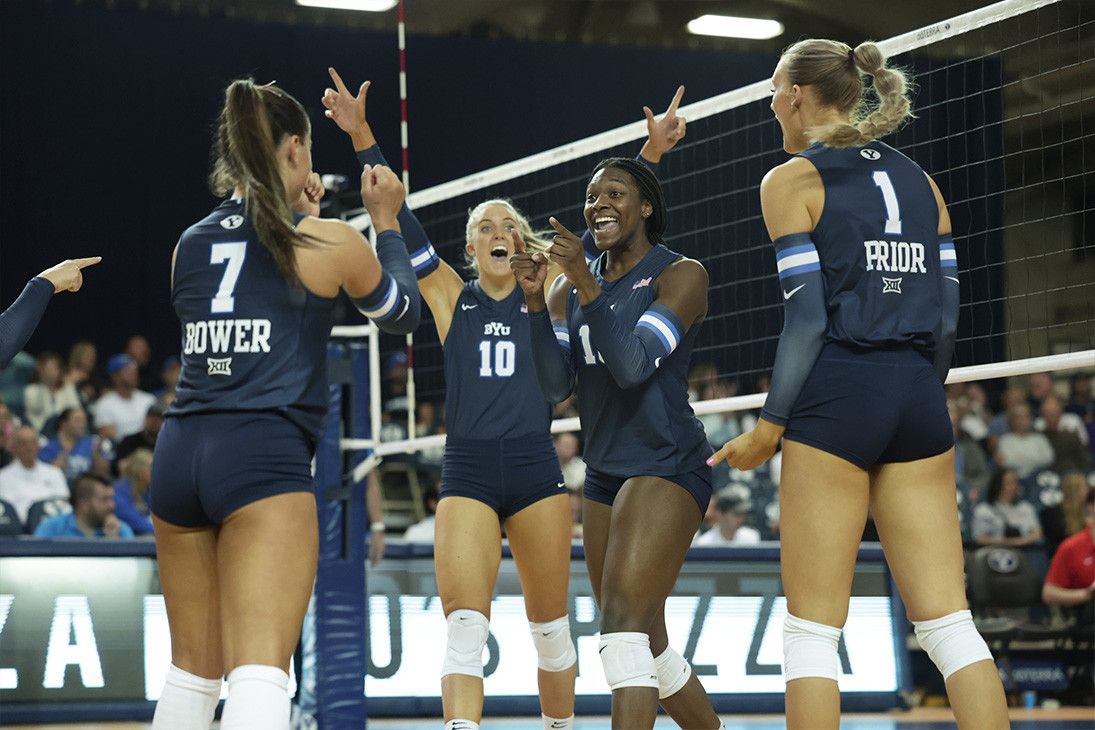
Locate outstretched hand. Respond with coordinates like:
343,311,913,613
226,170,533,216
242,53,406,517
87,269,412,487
37,257,101,293
509,230,549,300
642,85,687,161
708,419,784,471
322,67,371,139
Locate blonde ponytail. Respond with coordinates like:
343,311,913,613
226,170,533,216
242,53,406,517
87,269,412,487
782,39,914,148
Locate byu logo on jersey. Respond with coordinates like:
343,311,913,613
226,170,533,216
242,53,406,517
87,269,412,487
220,215,244,230
483,322,511,337
881,277,903,294
860,148,881,160
207,357,233,376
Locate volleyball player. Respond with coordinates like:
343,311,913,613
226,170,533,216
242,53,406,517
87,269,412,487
149,78,420,730
322,69,694,730
512,160,723,729
709,40,1009,730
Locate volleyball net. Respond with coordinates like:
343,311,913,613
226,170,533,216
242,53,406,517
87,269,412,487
340,0,1093,460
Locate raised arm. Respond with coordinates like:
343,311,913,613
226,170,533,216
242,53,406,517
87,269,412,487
323,68,463,342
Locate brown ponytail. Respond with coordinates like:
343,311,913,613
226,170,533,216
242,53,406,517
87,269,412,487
781,39,914,148
209,79,314,282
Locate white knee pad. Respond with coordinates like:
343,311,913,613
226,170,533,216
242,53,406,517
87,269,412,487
783,614,842,682
913,609,993,681
530,616,577,673
598,632,659,691
652,646,691,699
442,609,490,679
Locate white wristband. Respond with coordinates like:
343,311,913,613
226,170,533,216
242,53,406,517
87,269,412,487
370,521,387,533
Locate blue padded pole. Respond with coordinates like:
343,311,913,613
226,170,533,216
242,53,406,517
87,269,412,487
312,343,367,726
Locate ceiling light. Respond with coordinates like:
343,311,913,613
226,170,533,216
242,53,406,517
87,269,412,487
686,15,784,40
295,0,398,11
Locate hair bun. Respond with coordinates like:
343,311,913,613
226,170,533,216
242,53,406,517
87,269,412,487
852,42,885,75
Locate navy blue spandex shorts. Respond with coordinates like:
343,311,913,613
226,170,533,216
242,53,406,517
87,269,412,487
782,342,954,469
150,411,315,527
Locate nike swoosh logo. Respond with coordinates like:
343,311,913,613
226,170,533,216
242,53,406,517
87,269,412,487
944,276,959,283
396,295,411,319
557,482,566,489
461,303,477,310
783,284,806,300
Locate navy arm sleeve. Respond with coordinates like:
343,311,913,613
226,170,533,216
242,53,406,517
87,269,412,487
0,277,53,368
581,293,685,390
527,309,575,402
759,233,829,426
582,155,660,261
350,230,422,335
933,237,959,383
357,145,440,278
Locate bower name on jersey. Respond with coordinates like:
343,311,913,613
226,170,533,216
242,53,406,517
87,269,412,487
182,318,273,356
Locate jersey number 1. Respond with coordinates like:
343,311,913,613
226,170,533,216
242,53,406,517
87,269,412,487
872,171,902,236
210,242,246,314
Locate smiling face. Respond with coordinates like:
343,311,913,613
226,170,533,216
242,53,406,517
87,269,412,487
584,166,651,251
466,203,521,282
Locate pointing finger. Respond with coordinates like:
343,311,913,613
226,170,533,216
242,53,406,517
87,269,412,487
666,84,685,115
73,257,102,269
328,67,351,95
511,229,526,254
548,216,577,239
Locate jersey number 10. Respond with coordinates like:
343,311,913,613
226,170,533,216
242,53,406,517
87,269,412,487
479,340,516,377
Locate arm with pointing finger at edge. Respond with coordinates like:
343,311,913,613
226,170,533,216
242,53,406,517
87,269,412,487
0,257,102,368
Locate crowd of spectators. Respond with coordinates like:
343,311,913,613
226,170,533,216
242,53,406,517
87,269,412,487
0,335,173,540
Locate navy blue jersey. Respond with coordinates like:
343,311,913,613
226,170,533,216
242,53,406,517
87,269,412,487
169,199,335,442
567,245,710,476
795,140,944,350
444,281,553,440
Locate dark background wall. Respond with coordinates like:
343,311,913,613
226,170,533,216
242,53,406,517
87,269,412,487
0,1,774,364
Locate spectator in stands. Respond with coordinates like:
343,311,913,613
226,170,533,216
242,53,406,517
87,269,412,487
1028,372,1056,413
113,448,154,536
125,334,160,393
989,387,1028,438
0,400,15,469
1065,372,1093,423
555,432,586,492
402,484,438,543
65,341,100,404
22,351,81,434
382,351,409,416
33,472,133,539
951,400,992,502
1041,486,1094,616
954,382,991,443
996,402,1055,478
0,425,69,523
972,468,1044,547
1043,473,1092,557
39,407,107,482
1038,396,1090,473
113,402,164,470
693,488,760,546
91,354,156,441
156,355,181,405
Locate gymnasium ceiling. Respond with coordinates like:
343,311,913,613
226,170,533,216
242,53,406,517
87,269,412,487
57,0,1005,52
